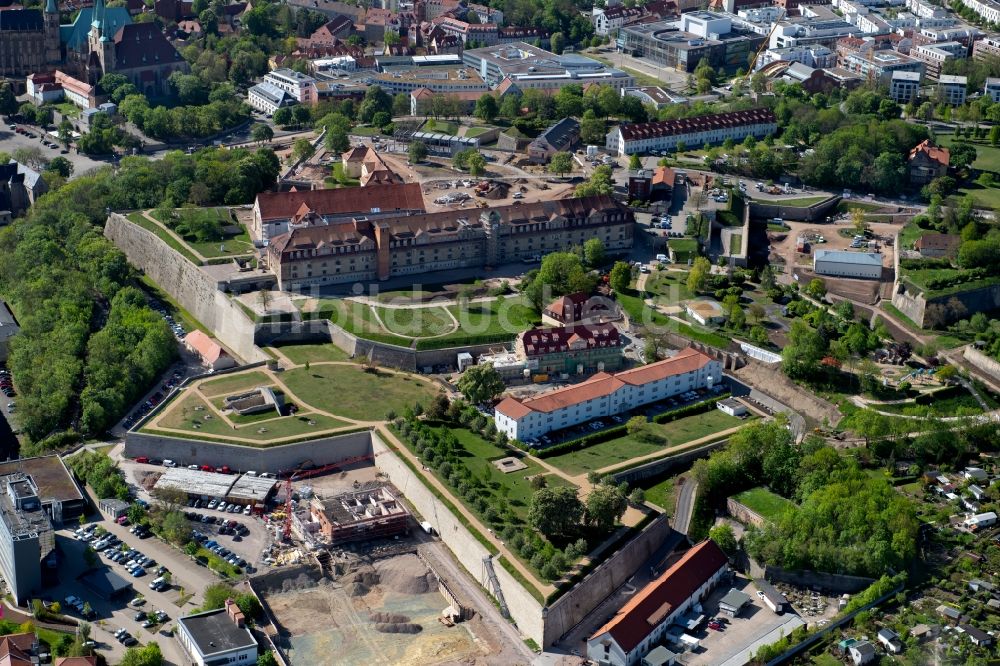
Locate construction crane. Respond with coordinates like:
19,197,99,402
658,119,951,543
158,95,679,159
742,9,786,86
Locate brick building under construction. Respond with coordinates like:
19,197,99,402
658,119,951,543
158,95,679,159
308,486,410,546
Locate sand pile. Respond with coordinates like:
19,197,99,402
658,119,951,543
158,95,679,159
375,554,436,595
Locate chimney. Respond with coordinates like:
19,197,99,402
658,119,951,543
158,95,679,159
225,598,246,628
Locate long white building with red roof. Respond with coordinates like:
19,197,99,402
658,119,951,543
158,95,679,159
587,539,729,666
493,347,721,441
605,108,777,157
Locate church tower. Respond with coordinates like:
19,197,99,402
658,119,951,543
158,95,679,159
43,0,62,64
86,0,114,83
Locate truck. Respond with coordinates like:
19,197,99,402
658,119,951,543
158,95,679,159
420,521,435,535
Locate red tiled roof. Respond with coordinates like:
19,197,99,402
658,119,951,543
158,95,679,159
520,323,621,356
652,165,674,186
618,108,776,142
914,233,959,251
255,183,425,221
590,540,728,654
909,139,949,167
184,330,228,365
55,658,98,666
499,347,713,416
0,634,35,666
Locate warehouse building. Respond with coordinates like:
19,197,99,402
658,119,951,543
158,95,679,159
812,250,883,280
177,601,258,666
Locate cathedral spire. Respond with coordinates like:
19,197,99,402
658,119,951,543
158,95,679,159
45,0,57,15
91,0,105,31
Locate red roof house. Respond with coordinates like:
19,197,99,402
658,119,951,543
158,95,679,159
184,331,236,371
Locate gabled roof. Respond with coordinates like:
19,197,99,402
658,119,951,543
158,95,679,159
499,347,714,417
618,108,775,142
184,330,229,365
590,540,728,654
0,633,35,666
255,183,425,221
914,232,959,252
520,323,621,356
0,8,41,31
909,139,949,167
112,22,186,69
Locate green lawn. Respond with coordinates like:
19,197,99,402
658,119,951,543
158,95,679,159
645,270,693,306
151,390,352,442
668,237,699,263
425,120,459,135
324,299,413,347
546,410,744,476
617,288,670,328
732,487,797,523
280,365,440,421
937,133,1000,172
442,426,558,521
374,305,455,338
50,101,80,118
956,182,1000,210
875,390,987,417
899,221,933,249
198,371,273,397
328,162,360,187
902,267,1000,299
272,342,351,365
127,212,201,265
771,195,830,208
464,126,495,138
350,125,382,136
641,476,675,516
150,208,254,259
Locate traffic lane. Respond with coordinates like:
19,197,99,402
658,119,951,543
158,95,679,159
52,530,188,665
0,128,109,176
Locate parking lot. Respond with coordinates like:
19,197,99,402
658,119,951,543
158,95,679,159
684,578,805,666
0,126,108,176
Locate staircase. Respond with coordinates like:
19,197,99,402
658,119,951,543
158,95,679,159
481,556,509,619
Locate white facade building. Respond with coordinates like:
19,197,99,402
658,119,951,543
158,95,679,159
606,108,776,157
247,81,295,115
938,74,968,105
965,511,998,530
587,540,728,666
263,68,318,105
494,347,722,441
177,603,258,666
985,77,1000,101
813,250,883,279
960,0,1000,24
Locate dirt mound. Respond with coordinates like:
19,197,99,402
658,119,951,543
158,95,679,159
375,554,435,595
346,571,380,586
374,623,423,634
369,612,411,624
280,573,319,593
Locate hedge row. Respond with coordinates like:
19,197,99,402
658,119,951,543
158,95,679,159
900,257,951,271
414,332,516,351
536,395,730,459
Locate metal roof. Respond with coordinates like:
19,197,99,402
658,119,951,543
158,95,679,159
153,468,235,498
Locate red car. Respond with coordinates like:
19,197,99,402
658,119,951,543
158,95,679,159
708,621,723,631
135,456,149,464
200,464,215,473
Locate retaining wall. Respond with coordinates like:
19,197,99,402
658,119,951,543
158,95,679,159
964,346,1000,384
368,431,547,645
892,281,1000,329
104,214,269,364
726,498,766,528
122,429,372,472
749,559,875,594
748,197,840,223
543,514,673,645
610,440,727,486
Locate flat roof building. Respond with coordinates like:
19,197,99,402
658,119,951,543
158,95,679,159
177,602,258,666
0,472,53,604
619,18,766,73
153,467,238,500
813,249,883,280
463,42,634,90
226,475,278,506
607,108,776,156
890,70,921,103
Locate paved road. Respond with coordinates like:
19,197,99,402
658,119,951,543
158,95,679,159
673,478,697,536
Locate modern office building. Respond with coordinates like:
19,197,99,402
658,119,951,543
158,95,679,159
0,473,54,605
986,77,1000,101
463,42,635,90
890,70,922,103
842,49,923,83
813,250,883,279
911,41,967,79
494,347,721,441
937,74,968,105
606,108,776,156
177,602,258,666
959,0,1000,25
619,14,766,72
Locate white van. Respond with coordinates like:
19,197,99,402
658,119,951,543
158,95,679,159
163,460,176,468
149,577,165,589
